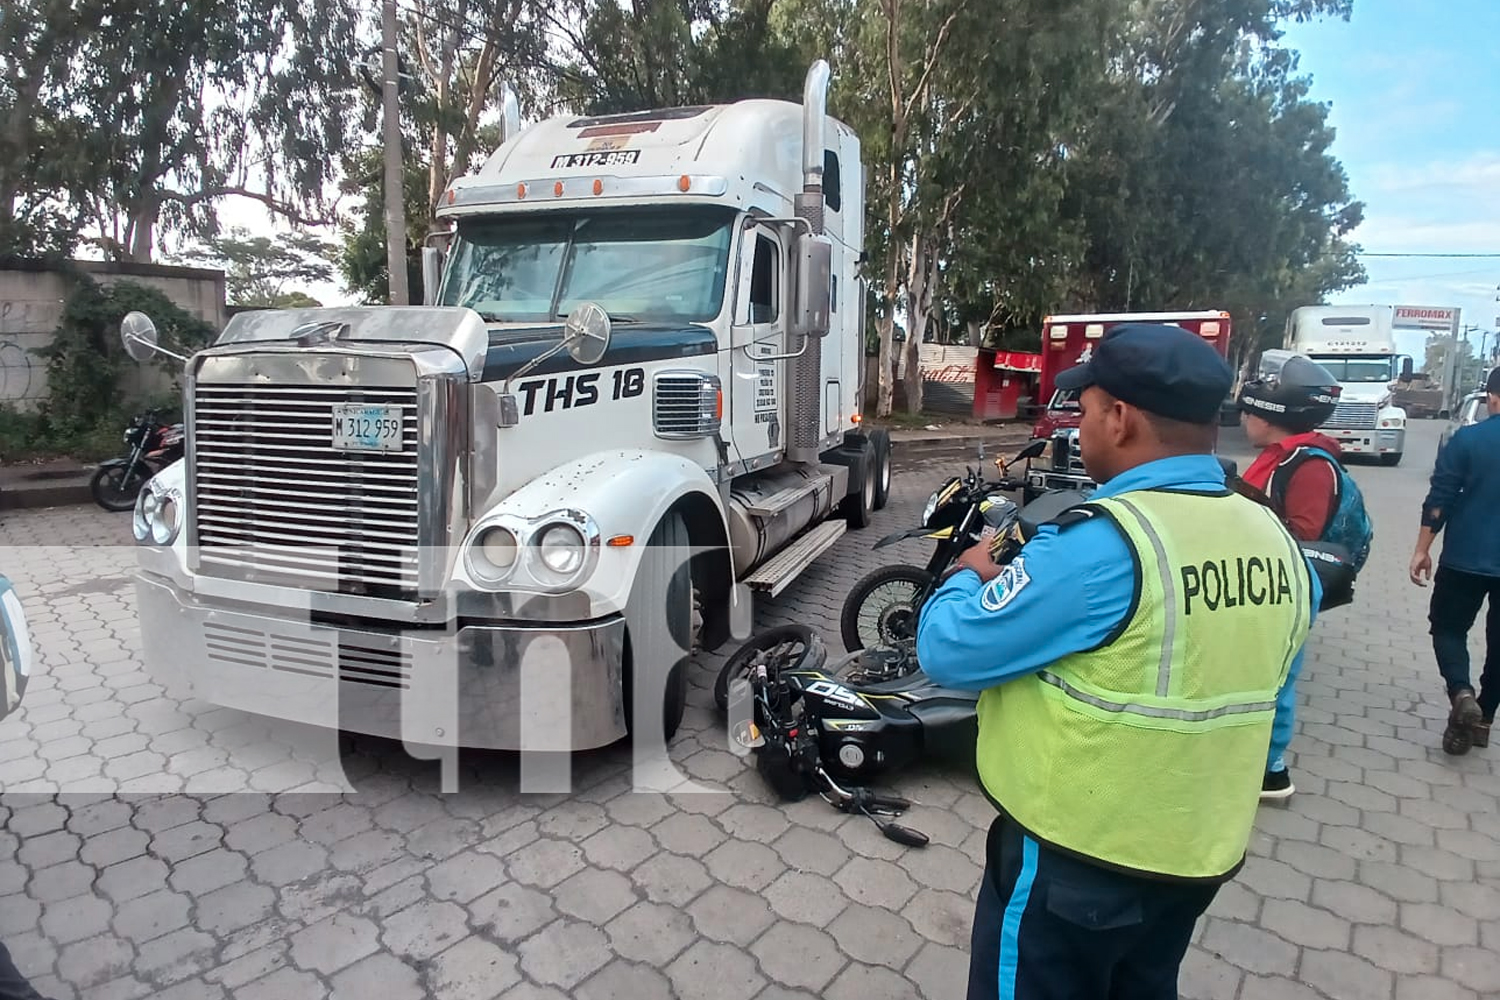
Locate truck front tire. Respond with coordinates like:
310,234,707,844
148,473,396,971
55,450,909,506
1380,452,1402,467
623,512,691,744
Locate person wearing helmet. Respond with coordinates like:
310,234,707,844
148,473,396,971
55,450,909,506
1237,351,1345,800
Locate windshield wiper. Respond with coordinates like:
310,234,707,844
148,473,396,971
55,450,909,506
555,310,638,324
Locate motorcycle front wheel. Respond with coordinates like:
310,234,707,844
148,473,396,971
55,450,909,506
90,464,149,511
712,624,826,714
840,564,935,652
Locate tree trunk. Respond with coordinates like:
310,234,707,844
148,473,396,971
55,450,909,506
124,199,159,263
966,319,983,348
877,241,900,418
901,233,936,415
427,20,454,220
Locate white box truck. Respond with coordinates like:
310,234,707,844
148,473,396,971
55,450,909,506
1284,304,1418,466
122,61,891,755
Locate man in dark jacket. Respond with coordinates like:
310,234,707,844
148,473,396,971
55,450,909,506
1410,366,1500,754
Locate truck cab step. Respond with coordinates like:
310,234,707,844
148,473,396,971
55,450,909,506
741,477,835,518
743,519,847,598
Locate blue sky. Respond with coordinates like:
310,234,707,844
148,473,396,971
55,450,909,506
1280,0,1500,365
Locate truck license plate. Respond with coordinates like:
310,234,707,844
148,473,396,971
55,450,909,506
331,404,404,453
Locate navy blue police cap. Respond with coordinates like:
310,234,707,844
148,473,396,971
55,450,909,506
1053,323,1233,424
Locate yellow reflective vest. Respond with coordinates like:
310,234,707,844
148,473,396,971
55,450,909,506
977,488,1313,880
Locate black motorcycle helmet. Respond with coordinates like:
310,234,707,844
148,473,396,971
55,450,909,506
1238,350,1342,433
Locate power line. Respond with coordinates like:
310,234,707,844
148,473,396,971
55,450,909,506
1356,252,1500,259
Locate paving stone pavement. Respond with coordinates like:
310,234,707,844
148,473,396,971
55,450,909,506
0,421,1496,999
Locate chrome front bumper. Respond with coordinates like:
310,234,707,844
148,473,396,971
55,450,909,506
135,572,627,751
1027,469,1096,493
1325,427,1404,455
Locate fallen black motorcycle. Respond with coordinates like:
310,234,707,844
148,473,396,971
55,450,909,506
720,543,1358,848
716,624,971,847
90,408,184,511
840,438,1087,654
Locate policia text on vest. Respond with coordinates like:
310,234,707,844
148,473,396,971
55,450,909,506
1180,554,1296,614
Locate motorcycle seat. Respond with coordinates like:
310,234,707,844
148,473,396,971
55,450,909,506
858,670,946,696
1018,489,1093,539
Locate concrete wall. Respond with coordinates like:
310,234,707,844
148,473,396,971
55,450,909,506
0,259,227,413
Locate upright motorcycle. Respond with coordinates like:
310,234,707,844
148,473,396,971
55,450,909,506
839,438,1089,653
90,408,184,511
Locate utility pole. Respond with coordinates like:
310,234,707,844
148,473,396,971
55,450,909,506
382,0,409,305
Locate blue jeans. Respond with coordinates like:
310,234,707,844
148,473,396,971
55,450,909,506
1266,646,1305,774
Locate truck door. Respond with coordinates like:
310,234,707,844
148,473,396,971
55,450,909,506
727,223,786,467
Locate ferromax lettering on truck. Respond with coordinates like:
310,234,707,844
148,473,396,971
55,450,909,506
121,61,892,756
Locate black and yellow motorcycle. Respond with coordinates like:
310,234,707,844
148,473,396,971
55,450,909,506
838,439,1087,656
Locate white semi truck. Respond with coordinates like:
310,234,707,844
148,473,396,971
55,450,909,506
1284,305,1415,466
122,61,891,754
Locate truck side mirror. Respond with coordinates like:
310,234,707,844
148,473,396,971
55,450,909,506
791,233,833,339
422,247,445,306
119,310,188,364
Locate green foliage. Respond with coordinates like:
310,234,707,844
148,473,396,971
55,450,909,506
336,150,433,305
24,276,213,457
552,0,807,113
1424,333,1486,389
172,226,336,307
3,0,364,261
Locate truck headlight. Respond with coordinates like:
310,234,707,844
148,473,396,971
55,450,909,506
1380,417,1404,428
467,525,519,583
464,510,600,592
536,523,587,575
132,486,180,546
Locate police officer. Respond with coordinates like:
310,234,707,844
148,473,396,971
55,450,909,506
916,323,1322,1000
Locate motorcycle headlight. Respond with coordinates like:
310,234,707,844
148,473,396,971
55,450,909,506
923,491,940,524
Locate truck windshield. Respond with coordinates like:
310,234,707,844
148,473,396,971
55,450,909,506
1316,358,1394,383
1048,388,1080,410
438,206,735,324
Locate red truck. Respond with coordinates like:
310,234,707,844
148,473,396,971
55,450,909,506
1022,310,1235,501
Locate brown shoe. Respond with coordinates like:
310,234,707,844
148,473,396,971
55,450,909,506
1443,691,1483,755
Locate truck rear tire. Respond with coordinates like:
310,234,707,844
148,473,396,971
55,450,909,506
623,513,691,745
841,441,876,529
870,429,892,510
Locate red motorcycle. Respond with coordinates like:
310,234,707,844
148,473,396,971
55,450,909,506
90,408,184,511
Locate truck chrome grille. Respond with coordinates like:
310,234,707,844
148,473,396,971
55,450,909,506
1327,401,1378,430
653,372,723,439
1051,428,1084,473
192,382,421,594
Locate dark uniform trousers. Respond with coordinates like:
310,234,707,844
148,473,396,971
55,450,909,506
0,939,48,1000
968,813,1221,1000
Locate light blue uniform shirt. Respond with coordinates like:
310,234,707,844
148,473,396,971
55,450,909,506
915,454,1320,766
